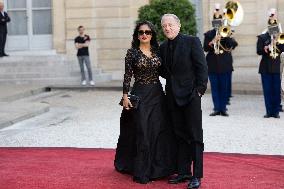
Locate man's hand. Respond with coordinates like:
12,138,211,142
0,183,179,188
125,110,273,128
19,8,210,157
75,43,83,49
264,45,270,53
213,35,221,43
82,41,90,47
196,89,202,97
209,35,221,47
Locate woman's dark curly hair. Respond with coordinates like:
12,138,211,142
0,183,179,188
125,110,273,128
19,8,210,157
131,21,159,52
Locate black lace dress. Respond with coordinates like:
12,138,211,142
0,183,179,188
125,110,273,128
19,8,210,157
114,48,177,183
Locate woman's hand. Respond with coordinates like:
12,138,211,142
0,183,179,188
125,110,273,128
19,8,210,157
123,94,133,110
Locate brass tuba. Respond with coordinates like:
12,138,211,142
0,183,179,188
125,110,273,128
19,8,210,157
225,1,244,27
277,33,284,44
213,1,243,54
269,24,284,59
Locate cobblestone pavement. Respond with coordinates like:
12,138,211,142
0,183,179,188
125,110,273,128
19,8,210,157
0,90,283,155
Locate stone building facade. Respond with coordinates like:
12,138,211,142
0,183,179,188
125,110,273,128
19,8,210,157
202,0,284,87
3,0,284,83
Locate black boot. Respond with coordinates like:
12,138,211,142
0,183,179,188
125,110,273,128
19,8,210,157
187,177,201,189
209,111,220,116
263,114,271,118
220,111,229,117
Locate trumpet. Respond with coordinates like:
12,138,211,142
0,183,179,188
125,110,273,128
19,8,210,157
269,23,284,59
214,26,232,54
213,0,243,55
219,25,231,37
269,36,279,59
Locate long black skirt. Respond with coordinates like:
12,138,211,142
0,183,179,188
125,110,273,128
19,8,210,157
114,83,177,183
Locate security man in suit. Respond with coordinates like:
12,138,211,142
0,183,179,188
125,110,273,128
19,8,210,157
204,5,238,117
257,9,284,118
159,14,208,189
0,2,10,57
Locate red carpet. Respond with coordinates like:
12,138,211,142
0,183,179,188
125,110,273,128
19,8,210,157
0,148,283,189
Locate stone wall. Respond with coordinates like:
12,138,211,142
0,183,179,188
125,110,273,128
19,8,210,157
51,0,284,81
52,0,149,80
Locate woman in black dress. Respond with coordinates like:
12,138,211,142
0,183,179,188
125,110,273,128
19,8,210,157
114,21,176,184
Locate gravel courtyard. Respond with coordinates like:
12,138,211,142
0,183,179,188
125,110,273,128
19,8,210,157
0,90,283,156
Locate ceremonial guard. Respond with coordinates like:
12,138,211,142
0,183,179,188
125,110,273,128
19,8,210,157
257,8,284,118
204,3,240,116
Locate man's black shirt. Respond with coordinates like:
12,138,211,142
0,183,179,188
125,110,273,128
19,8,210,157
74,35,90,56
167,34,181,71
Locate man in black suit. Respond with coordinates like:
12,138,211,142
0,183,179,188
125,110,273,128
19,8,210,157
0,2,10,57
159,14,208,189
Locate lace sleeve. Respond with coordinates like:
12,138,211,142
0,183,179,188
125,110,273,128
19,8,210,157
123,49,134,94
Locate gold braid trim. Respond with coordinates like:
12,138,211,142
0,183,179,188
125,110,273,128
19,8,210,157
219,42,233,53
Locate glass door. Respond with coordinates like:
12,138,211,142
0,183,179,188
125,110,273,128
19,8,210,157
30,0,52,50
5,0,29,50
5,0,52,51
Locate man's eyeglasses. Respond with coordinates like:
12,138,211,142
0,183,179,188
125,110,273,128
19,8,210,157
138,30,152,36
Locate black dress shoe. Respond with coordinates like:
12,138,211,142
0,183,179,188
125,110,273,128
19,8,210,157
3,53,9,56
272,114,280,119
168,174,192,184
209,111,220,116
263,114,271,118
188,177,201,189
280,109,284,112
220,111,229,116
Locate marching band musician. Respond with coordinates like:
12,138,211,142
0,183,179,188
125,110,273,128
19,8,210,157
257,8,284,118
213,3,222,20
204,3,238,117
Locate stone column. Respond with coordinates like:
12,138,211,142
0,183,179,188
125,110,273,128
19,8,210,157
52,0,66,53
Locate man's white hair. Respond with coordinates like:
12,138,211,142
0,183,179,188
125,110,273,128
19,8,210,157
161,14,181,24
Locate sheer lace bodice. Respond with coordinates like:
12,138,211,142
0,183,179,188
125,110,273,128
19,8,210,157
123,48,161,94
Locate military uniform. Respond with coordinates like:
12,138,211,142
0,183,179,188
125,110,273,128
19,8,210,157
257,32,284,117
204,29,238,115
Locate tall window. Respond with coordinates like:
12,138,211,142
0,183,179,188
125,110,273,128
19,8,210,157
32,0,52,35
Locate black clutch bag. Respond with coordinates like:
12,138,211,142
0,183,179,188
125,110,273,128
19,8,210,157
119,94,140,109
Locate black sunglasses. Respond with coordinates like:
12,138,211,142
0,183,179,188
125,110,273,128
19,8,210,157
138,30,152,36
